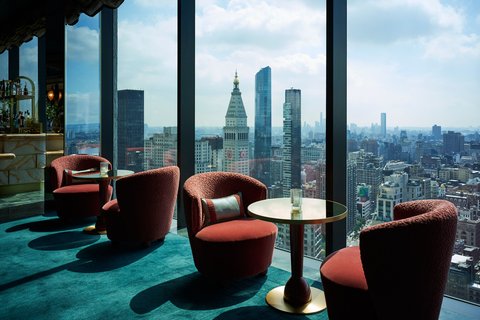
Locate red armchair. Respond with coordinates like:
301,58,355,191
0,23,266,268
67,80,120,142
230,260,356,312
183,172,278,280
320,200,458,320
103,166,180,246
49,154,113,220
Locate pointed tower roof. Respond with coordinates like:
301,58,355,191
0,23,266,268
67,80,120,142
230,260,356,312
225,71,247,119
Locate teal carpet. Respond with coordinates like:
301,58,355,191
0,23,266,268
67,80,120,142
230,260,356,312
0,214,328,320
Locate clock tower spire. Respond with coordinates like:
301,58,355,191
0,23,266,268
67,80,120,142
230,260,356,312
223,71,249,174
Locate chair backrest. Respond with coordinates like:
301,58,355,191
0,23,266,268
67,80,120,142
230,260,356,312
115,166,180,241
359,200,458,320
183,172,267,237
48,154,111,190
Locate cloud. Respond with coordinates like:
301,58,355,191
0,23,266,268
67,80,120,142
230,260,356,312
421,32,480,60
348,0,480,61
117,11,177,126
197,0,325,53
195,0,327,127
110,0,479,129
20,41,38,81
66,26,100,62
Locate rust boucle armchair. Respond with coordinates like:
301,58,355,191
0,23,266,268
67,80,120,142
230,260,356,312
49,154,113,220
320,200,458,320
103,166,180,246
183,172,278,280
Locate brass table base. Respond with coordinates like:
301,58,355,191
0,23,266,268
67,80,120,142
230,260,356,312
83,225,107,235
265,286,326,314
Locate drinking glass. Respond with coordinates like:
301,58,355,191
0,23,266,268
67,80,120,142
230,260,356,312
290,188,302,213
100,162,109,175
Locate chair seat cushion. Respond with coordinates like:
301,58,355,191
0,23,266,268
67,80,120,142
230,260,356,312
193,218,277,279
321,246,367,290
321,246,376,319
196,218,277,243
53,184,113,219
53,183,101,194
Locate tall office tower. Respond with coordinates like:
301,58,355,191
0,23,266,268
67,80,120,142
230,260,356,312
200,136,223,172
443,131,465,154
144,127,177,170
282,88,301,197
223,72,249,175
253,66,272,186
320,112,325,134
380,112,386,137
361,139,379,155
432,124,442,140
195,139,213,174
353,150,383,210
117,89,144,172
316,160,327,199
346,159,357,234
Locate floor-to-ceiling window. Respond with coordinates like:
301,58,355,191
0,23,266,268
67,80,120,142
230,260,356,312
347,0,480,305
195,0,328,262
65,14,100,155
117,1,177,173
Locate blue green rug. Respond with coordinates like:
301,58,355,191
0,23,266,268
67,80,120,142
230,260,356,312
0,214,328,320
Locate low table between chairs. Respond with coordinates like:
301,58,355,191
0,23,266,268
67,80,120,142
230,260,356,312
73,169,134,235
248,198,347,314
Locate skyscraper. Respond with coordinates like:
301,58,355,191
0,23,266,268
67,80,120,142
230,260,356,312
253,66,272,186
443,131,465,154
117,89,144,172
346,159,357,234
380,112,386,137
223,72,249,175
283,88,301,197
432,124,442,140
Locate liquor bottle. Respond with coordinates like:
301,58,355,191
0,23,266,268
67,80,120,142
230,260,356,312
23,83,28,95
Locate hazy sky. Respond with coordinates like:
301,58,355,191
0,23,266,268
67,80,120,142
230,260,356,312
51,0,480,129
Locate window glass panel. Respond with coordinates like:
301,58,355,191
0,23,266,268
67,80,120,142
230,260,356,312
0,51,8,80
65,14,100,155
0,51,8,131
118,1,177,172
196,0,327,265
19,38,38,129
347,0,480,304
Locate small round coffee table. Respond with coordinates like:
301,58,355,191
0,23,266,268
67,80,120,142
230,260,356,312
248,198,347,314
73,169,133,235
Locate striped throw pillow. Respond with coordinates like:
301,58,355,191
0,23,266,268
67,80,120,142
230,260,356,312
201,193,245,225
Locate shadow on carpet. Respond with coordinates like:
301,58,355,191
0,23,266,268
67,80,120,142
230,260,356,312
131,272,267,313
0,215,328,319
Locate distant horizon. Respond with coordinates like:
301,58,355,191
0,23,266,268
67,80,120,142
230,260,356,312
65,122,480,133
